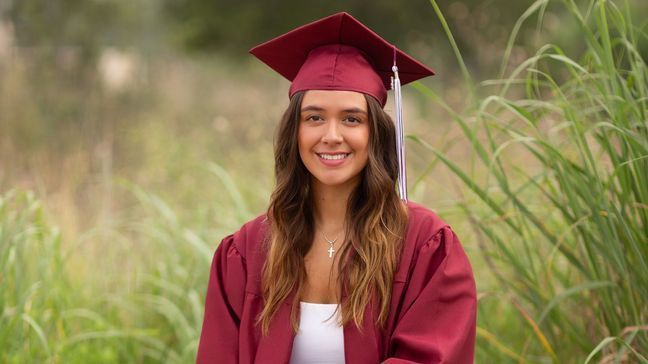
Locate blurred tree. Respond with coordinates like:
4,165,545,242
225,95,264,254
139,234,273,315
7,0,155,62
10,0,115,60
160,0,648,80
159,0,554,81
2,0,157,159
161,0,531,53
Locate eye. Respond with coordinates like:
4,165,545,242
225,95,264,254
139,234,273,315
305,115,323,122
344,116,362,124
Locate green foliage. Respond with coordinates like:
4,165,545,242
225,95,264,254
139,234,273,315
159,0,536,57
0,180,247,362
413,0,647,361
161,0,436,52
9,0,134,59
2,0,647,362
0,190,63,362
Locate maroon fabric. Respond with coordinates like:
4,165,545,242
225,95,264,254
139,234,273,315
196,201,476,363
249,12,435,107
288,44,387,107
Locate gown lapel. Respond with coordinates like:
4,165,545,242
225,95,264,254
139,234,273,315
254,290,297,363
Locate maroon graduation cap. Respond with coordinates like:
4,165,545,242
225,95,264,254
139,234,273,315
249,12,436,201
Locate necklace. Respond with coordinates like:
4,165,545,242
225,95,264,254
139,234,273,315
321,231,338,258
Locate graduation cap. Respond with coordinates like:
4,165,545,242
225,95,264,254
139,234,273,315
249,12,435,201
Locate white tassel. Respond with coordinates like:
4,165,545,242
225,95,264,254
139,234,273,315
392,52,407,201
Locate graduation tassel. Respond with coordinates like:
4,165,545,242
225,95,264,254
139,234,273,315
392,48,408,201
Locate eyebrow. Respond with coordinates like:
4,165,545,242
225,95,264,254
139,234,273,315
300,105,367,114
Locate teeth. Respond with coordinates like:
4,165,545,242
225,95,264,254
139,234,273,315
318,153,348,160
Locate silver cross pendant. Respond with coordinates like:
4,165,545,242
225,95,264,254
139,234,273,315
327,245,335,258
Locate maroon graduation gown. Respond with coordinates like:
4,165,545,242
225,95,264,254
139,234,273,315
197,201,476,363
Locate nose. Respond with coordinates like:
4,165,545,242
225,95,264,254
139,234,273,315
322,120,343,144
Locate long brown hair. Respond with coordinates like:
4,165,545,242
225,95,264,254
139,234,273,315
258,91,408,335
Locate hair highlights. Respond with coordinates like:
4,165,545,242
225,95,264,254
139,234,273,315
258,92,408,335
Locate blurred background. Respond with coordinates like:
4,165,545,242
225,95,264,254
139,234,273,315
1,0,647,362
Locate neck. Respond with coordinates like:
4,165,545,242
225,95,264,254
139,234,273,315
310,176,359,234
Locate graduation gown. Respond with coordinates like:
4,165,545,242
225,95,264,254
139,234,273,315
197,201,476,364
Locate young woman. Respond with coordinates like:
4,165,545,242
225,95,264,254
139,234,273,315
197,12,476,364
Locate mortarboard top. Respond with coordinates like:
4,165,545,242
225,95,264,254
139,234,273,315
249,12,435,107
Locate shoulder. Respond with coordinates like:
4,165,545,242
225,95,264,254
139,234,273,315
404,200,451,240
394,200,464,282
223,213,270,260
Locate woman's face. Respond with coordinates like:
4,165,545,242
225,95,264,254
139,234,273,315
298,90,370,190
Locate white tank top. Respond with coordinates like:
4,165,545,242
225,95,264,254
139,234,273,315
289,302,345,364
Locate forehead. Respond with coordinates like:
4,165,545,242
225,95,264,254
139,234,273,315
301,90,367,111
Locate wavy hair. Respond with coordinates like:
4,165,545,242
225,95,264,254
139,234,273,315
258,91,408,335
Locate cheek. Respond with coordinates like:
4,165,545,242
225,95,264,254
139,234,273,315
299,126,324,146
297,127,315,157
354,128,370,155
297,126,307,150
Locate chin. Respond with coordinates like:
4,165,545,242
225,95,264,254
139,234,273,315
311,172,361,188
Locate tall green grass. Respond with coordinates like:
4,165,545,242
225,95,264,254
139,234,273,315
1,190,130,362
0,173,250,362
1,190,63,362
419,0,647,361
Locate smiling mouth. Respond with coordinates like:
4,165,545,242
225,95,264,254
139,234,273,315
316,153,350,160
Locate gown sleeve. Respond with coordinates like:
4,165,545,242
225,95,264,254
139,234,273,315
196,234,247,364
384,226,476,364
